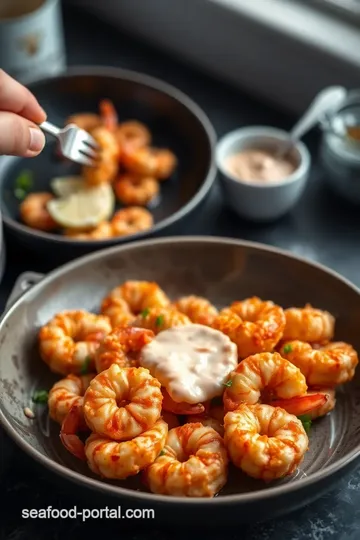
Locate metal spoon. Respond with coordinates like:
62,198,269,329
276,86,348,158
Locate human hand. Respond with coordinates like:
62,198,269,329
0,69,46,158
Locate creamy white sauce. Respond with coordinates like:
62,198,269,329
139,324,238,404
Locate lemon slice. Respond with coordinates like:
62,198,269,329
47,183,115,229
50,176,85,198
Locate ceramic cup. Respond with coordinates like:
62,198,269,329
0,0,66,84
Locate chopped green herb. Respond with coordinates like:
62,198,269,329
159,449,166,456
298,414,312,434
80,356,92,375
14,170,33,199
283,344,292,354
141,308,150,318
155,315,164,327
32,390,48,404
14,187,27,200
223,380,232,388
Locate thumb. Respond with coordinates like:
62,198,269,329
0,111,45,157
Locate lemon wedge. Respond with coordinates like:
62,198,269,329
47,183,115,229
50,176,85,198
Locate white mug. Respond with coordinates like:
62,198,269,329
0,0,66,84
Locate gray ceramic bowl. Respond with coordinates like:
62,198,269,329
0,236,359,524
216,126,311,222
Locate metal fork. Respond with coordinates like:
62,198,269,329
39,121,99,167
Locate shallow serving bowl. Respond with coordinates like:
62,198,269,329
0,67,216,260
0,236,360,524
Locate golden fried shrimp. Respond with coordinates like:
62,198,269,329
283,305,335,343
172,296,218,326
48,373,94,424
83,364,162,440
94,326,154,373
280,340,358,386
82,126,119,185
63,221,113,240
100,292,136,329
212,297,285,358
122,145,177,180
99,99,118,131
223,352,307,412
19,192,57,231
162,411,180,430
111,207,154,236
116,121,151,150
85,419,168,479
143,423,228,497
114,174,159,206
65,113,102,132
306,388,336,420
132,306,191,334
224,404,308,481
39,310,112,376
60,403,89,461
103,280,170,315
187,415,224,437
161,388,207,416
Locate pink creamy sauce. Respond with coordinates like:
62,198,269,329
225,148,296,183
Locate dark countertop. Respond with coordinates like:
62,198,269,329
1,5,360,540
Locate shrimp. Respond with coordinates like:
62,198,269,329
85,419,168,479
19,192,57,231
212,297,286,358
82,126,119,185
99,99,118,131
162,411,180,430
224,404,308,481
143,423,228,497
121,145,177,180
38,310,112,376
48,373,94,424
271,388,336,420
83,364,162,440
172,295,218,326
111,207,154,236
282,305,335,343
102,281,170,315
114,174,159,206
60,403,88,461
187,404,225,436
222,352,307,412
280,340,358,386
94,326,154,373
131,306,191,334
63,221,113,241
100,292,136,329
116,121,151,150
65,113,102,132
161,388,207,415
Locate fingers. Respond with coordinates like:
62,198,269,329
0,69,46,124
0,112,45,157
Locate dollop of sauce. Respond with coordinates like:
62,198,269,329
225,148,296,182
139,324,238,404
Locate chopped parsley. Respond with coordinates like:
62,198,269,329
298,414,312,434
32,390,48,404
283,344,292,354
155,315,164,327
14,170,33,200
141,308,150,318
80,356,92,375
223,380,232,388
159,449,166,456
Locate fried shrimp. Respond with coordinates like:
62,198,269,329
103,281,170,315
94,326,154,373
187,404,225,436
85,419,168,479
65,113,102,132
83,364,163,440
48,373,94,424
212,297,286,358
143,423,228,497
270,388,336,420
38,310,112,375
60,403,89,461
122,145,177,180
63,221,113,241
82,126,119,185
100,292,136,329
114,174,159,206
19,192,57,231
161,388,207,416
132,306,191,334
224,404,308,481
116,121,151,150
111,207,153,236
280,340,358,386
172,295,218,326
222,352,307,412
283,305,335,343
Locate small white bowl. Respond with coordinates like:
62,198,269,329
216,126,311,222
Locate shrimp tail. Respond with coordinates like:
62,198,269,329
60,404,88,461
161,389,205,415
269,393,328,416
99,99,118,131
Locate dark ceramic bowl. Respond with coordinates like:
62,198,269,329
0,67,216,259
0,236,360,524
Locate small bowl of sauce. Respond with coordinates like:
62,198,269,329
216,126,311,222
